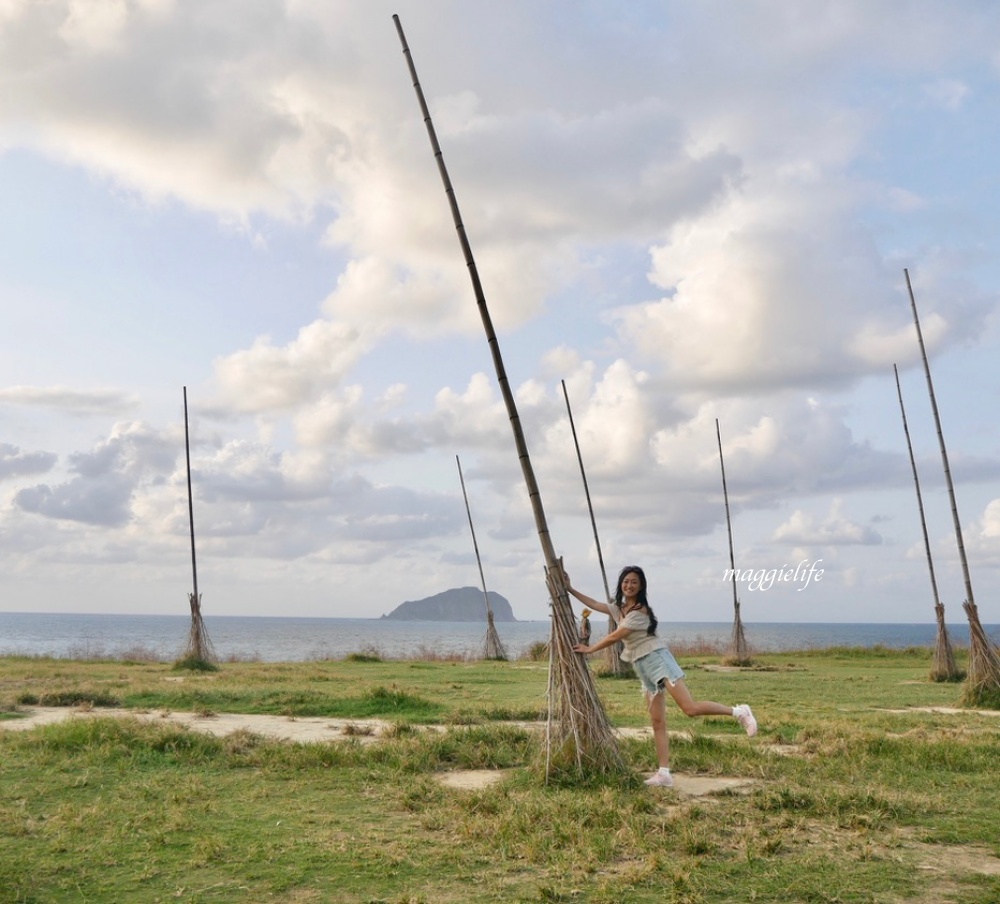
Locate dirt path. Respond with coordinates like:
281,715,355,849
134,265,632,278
0,706,397,744
1,706,758,795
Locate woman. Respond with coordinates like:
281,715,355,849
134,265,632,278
578,608,592,646
566,564,757,787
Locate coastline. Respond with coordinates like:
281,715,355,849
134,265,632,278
1,611,996,662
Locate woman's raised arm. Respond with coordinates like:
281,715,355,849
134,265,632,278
562,567,612,616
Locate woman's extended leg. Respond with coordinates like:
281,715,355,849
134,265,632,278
665,680,757,735
665,679,732,716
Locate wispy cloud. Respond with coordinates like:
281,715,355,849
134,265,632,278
0,443,57,480
773,501,884,547
0,386,139,416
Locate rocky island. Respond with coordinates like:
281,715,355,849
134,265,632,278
381,587,517,622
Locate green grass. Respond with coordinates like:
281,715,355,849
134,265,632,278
1,647,999,902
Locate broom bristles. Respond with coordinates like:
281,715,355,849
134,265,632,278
483,609,508,661
963,601,1000,704
182,593,217,664
544,568,625,776
726,599,752,666
930,602,961,681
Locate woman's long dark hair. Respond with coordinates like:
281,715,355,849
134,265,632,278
615,565,658,636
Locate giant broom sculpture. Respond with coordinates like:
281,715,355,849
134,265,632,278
394,15,622,773
892,364,960,682
179,386,216,668
716,419,751,666
456,455,508,661
905,269,1000,703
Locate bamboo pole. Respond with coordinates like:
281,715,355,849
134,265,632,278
181,387,215,666
892,364,959,681
560,380,627,676
184,386,199,606
905,271,975,606
904,269,999,702
716,419,750,665
394,15,621,771
457,455,507,660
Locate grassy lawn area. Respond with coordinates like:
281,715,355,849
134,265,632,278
1,647,999,902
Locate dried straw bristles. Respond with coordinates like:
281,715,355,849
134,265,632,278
725,599,753,667
542,566,624,779
181,592,217,666
930,602,962,682
483,609,508,661
962,600,1000,706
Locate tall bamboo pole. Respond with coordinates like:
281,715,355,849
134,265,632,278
181,387,215,665
184,386,199,607
904,269,999,702
893,364,959,681
457,455,507,660
716,419,750,665
394,15,621,771
905,271,975,606
560,380,627,676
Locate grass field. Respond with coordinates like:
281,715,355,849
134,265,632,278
1,647,999,903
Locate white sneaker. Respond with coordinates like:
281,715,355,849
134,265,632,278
643,770,674,787
733,703,757,737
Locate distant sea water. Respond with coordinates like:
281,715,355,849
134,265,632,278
1,612,997,662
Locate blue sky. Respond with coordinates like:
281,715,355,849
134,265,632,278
1,0,999,626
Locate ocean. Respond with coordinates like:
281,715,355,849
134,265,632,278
1,612,996,662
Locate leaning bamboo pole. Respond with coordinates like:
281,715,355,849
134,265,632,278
560,380,628,677
456,455,508,661
905,269,1000,702
893,364,960,681
181,387,216,666
394,15,622,773
716,419,750,665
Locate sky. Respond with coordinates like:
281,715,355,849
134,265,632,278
1,0,999,625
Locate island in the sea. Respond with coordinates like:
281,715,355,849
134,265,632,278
381,587,517,622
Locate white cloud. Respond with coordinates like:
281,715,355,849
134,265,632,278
426,372,509,449
774,500,884,546
982,499,1000,539
15,472,134,527
0,443,57,480
0,386,139,415
951,498,1000,569
0,0,390,217
12,421,176,526
923,78,969,111
547,366,899,500
58,0,129,53
617,180,904,391
210,319,371,414
291,387,365,451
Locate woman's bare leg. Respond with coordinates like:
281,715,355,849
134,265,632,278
645,690,670,768
665,679,733,717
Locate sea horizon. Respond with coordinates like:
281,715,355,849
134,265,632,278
0,608,990,625
2,610,996,662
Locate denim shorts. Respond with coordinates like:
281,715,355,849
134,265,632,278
632,646,686,695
